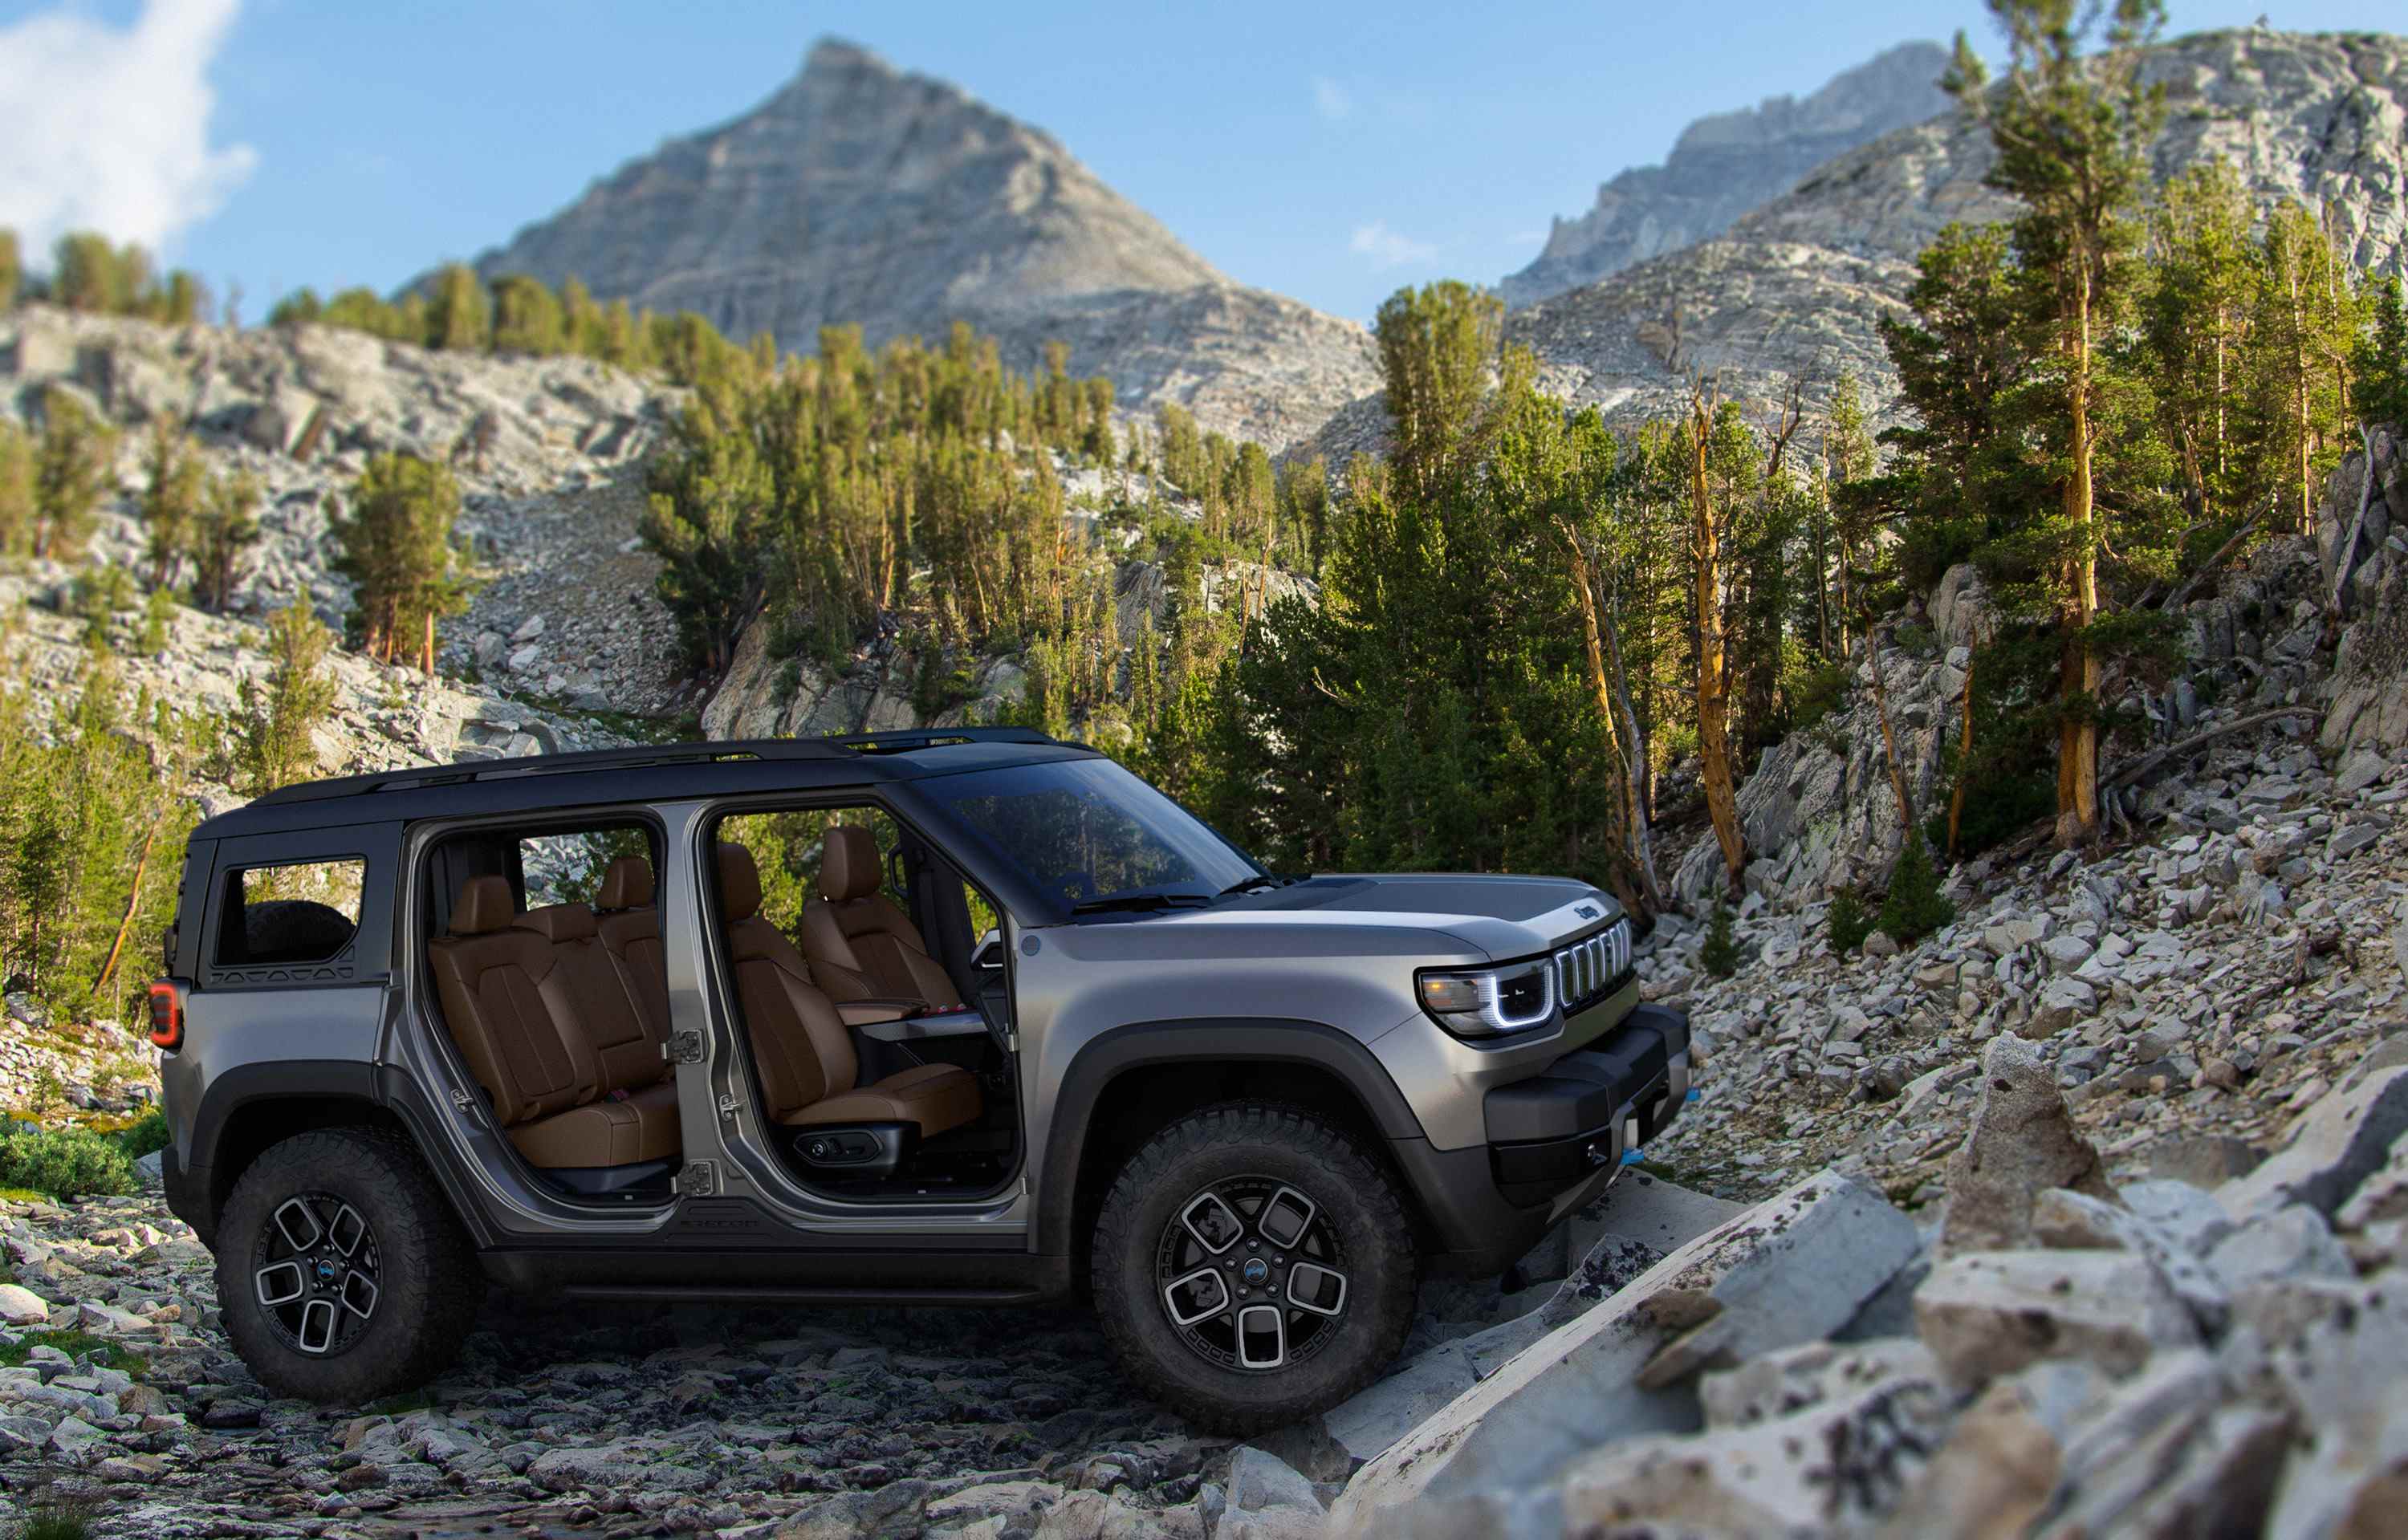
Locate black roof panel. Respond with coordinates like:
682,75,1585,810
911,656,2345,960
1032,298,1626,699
197,727,1089,841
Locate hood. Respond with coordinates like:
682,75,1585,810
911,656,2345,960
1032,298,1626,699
1145,872,1623,964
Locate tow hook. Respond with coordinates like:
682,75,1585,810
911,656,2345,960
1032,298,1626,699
1584,1140,1610,1168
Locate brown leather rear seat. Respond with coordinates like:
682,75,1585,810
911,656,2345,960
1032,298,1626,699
429,874,680,1170
593,855,669,1040
718,843,981,1139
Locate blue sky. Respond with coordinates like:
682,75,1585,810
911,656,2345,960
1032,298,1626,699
1,0,2399,325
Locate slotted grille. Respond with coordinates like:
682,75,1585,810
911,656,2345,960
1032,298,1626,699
1554,918,1633,1014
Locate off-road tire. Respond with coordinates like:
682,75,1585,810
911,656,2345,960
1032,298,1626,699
215,1127,482,1403
1092,1102,1418,1434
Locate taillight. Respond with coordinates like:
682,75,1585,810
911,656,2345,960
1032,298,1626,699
148,980,185,1052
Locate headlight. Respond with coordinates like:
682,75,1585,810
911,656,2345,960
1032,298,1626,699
1418,958,1557,1038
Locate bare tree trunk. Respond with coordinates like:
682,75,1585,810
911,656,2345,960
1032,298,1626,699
2058,260,2102,847
2331,423,2378,620
93,827,158,998
1946,644,1977,859
1561,524,1659,913
1690,381,1745,894
1601,586,1663,912
1864,638,1914,830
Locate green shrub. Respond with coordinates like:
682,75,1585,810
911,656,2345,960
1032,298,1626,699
0,1128,136,1201
8,1505,95,1540
1700,902,1740,979
1877,828,1955,946
1828,888,1873,954
1786,658,1852,733
110,1108,169,1160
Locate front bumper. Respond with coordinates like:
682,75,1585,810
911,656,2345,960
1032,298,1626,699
1483,1002,1691,1205
1393,1002,1691,1275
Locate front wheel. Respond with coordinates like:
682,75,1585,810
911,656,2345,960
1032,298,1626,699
1092,1103,1418,1434
214,1128,482,1403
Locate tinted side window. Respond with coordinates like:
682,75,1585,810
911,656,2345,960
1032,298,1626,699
214,860,364,968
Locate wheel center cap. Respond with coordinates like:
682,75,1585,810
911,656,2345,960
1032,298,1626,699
1241,1258,1270,1286
315,1258,340,1282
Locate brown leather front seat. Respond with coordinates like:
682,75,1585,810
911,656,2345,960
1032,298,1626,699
718,843,980,1138
797,825,963,1008
428,874,680,1170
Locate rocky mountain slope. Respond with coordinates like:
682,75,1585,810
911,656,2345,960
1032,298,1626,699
0,304,694,794
1513,26,2408,426
445,39,1378,452
1499,41,1951,310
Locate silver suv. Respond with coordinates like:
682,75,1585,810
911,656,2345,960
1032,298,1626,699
148,728,1687,1431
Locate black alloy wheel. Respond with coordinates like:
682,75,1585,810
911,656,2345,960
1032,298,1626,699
1153,1175,1352,1371
250,1193,383,1357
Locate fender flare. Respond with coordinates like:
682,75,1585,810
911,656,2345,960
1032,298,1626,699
1035,1018,1425,1260
181,1060,497,1250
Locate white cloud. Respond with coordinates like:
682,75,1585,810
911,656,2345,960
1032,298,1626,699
1311,75,1352,121
1349,221,1437,270
0,0,256,261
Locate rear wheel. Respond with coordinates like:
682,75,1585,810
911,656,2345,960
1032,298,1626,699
1092,1103,1417,1433
214,1128,482,1404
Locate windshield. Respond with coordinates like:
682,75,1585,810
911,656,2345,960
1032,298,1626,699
913,758,1263,919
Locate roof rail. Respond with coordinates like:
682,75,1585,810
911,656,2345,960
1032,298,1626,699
832,726,1060,754
248,737,860,807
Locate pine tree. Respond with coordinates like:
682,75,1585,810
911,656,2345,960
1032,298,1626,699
51,234,124,312
2139,163,2255,532
0,420,31,557
268,287,324,328
1373,280,1502,502
560,277,605,357
332,454,474,669
140,418,205,588
1828,887,1872,955
2248,201,2362,535
158,270,205,327
425,264,491,353
32,388,118,561
191,469,261,612
1700,902,1740,979
1944,0,2166,847
639,388,772,672
1875,827,1955,945
235,601,339,796
0,229,18,311
2360,274,2408,432
490,274,567,356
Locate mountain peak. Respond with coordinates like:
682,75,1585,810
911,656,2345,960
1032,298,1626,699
1500,40,1951,309
445,42,1375,449
799,35,893,77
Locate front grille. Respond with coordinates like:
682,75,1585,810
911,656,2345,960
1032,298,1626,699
1554,918,1633,1014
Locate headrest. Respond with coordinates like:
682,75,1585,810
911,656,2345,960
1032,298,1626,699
596,855,654,910
820,825,882,903
450,875,517,936
716,843,762,923
512,903,596,944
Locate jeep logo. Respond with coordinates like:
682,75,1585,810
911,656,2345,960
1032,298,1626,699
1575,903,1601,920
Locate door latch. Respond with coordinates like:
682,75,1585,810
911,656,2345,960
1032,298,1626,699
662,1030,705,1065
449,1087,474,1111
715,1091,739,1123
